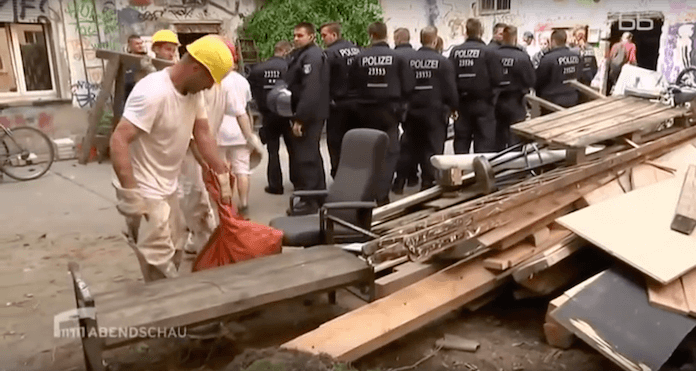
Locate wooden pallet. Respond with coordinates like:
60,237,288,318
512,96,690,149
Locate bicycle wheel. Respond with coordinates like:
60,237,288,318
0,126,55,181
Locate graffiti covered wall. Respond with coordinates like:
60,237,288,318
61,0,256,110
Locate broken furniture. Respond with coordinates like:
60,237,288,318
269,129,387,246
67,245,374,371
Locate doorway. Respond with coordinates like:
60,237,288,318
608,13,664,71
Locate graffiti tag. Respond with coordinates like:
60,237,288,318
0,0,49,22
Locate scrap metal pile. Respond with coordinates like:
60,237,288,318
281,76,696,371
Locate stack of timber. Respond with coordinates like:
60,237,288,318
281,93,696,368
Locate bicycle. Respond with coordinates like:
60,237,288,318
0,123,55,181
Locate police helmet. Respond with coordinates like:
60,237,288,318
267,82,294,118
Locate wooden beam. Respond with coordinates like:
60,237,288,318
671,165,696,235
281,242,536,361
78,56,120,164
525,94,565,113
374,261,449,299
95,49,173,70
566,79,607,100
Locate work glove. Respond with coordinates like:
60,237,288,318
246,133,265,170
115,187,149,220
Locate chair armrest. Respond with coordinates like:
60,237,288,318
322,201,377,211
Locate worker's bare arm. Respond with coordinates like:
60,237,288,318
192,118,228,174
110,119,141,189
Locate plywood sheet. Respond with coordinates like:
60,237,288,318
647,278,689,315
557,176,696,284
551,267,696,371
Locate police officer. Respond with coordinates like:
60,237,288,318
320,22,360,178
248,40,293,195
495,25,536,150
400,26,458,190
392,27,421,194
285,22,330,215
449,18,503,153
350,21,415,205
536,29,581,114
572,29,598,87
489,23,506,48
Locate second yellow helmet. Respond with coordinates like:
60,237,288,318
152,29,180,45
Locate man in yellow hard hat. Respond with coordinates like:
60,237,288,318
110,35,234,282
151,29,180,61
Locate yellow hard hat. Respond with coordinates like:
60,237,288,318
152,29,180,45
186,35,234,84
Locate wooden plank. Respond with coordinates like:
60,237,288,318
524,94,565,113
671,165,696,235
364,125,696,257
516,97,637,138
95,49,173,70
548,104,679,147
94,246,371,348
539,101,670,142
372,208,436,235
528,227,551,247
514,95,626,131
79,56,120,164
281,242,535,361
374,261,449,299
567,79,606,100
680,269,696,317
516,248,599,295
557,175,696,284
630,163,674,190
483,242,540,271
647,278,690,315
512,235,585,283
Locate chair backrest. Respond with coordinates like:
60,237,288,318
326,128,388,223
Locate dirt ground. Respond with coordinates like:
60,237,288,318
0,160,622,371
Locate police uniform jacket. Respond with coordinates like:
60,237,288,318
497,45,536,95
448,38,504,101
248,56,288,112
571,46,598,85
535,46,581,100
285,43,330,123
407,46,458,109
324,39,360,102
349,41,415,104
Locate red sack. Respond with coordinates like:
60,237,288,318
192,169,283,272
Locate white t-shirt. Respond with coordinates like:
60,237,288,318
217,71,252,146
112,68,206,199
204,84,227,140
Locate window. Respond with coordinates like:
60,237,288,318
480,0,511,13
0,23,56,97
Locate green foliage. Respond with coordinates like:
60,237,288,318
241,0,384,60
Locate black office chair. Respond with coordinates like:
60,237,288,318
269,128,388,247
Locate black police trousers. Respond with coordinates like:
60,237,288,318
354,103,400,203
259,110,295,191
289,119,326,192
495,92,527,151
539,92,579,115
326,101,353,178
454,97,497,153
396,106,447,186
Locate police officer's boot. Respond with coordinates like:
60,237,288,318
391,177,406,195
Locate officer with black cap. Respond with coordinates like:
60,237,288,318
495,25,535,150
392,27,421,194
320,22,361,178
449,18,504,153
536,29,581,114
350,21,415,205
572,28,598,87
284,22,330,215
248,40,293,195
397,26,458,191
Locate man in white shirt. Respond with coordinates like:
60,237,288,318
217,68,262,215
110,35,234,282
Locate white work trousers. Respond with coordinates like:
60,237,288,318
177,150,217,254
117,192,185,282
